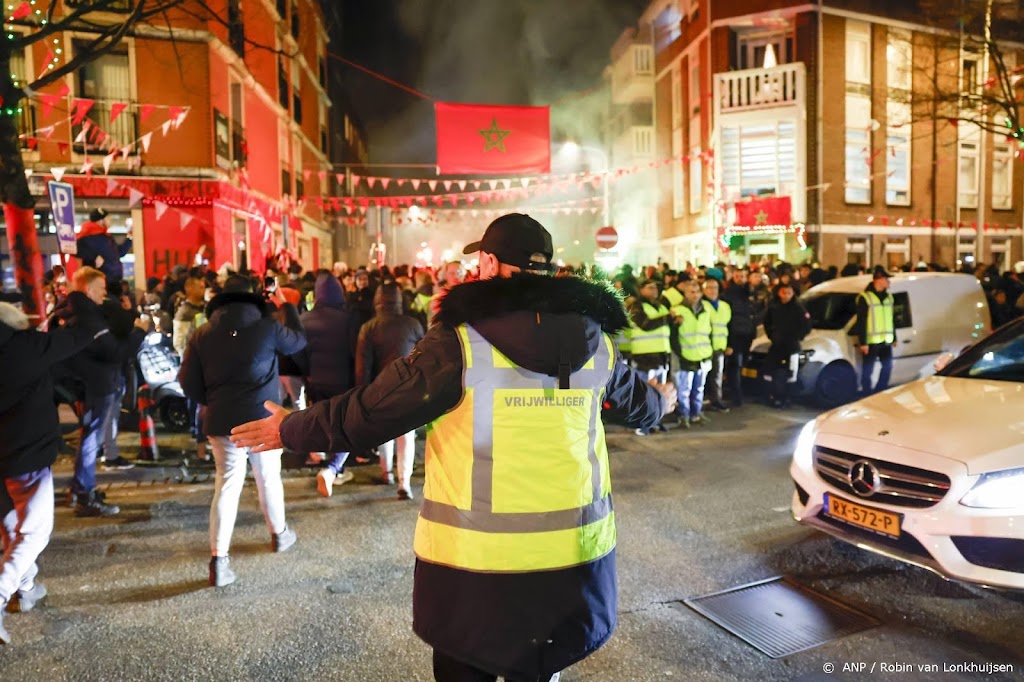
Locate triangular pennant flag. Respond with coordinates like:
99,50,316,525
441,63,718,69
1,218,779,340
102,154,114,175
51,167,66,181
180,212,193,230
106,177,118,195
11,2,31,20
427,180,438,191
443,180,453,191
40,94,59,118
74,128,86,144
488,180,499,190
457,180,467,191
351,174,361,185
57,142,69,155
40,125,55,140
318,170,327,183
71,99,94,126
120,145,132,159
168,105,183,121
335,173,345,185
161,120,173,136
109,102,128,124
140,104,156,122
380,178,391,190
473,180,482,189
303,169,312,181
128,187,144,208
154,201,169,219
520,178,530,188
140,132,153,152
25,137,37,151
173,108,189,129
501,179,512,190
368,177,378,189
411,179,421,190
79,158,93,175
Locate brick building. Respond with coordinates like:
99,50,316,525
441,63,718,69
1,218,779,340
1,0,366,287
610,0,1024,270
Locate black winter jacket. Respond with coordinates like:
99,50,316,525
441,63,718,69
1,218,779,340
0,304,99,476
51,291,145,395
279,273,662,680
179,292,306,436
303,274,359,397
355,300,424,386
721,282,758,343
764,296,813,360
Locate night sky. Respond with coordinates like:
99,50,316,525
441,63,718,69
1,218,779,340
327,0,652,167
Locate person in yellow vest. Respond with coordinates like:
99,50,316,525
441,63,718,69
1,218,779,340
613,294,636,364
230,213,675,682
702,277,732,413
671,280,713,428
853,266,896,394
630,281,672,435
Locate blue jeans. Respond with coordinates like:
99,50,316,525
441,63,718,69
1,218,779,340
861,344,893,394
674,368,706,420
324,452,350,475
75,390,120,494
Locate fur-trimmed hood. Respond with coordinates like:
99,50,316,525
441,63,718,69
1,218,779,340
435,273,628,333
434,273,629,377
0,302,29,346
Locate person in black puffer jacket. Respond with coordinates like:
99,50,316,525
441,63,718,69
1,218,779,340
763,281,812,408
356,282,425,498
721,268,757,406
178,275,306,588
302,273,360,497
0,300,101,642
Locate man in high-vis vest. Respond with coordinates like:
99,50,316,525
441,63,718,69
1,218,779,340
701,277,732,413
671,280,713,428
853,266,896,394
629,281,673,435
230,213,675,682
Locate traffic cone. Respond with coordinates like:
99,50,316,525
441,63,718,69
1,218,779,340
137,383,160,461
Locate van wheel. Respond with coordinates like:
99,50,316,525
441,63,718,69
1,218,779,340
160,398,191,433
815,362,858,408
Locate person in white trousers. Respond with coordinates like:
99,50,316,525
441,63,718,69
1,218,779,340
178,276,307,587
378,432,416,500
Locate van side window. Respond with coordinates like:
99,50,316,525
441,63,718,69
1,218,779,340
893,292,912,329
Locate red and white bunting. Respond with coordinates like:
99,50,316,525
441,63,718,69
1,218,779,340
109,103,128,124
367,177,378,189
380,178,391,190
472,180,482,190
457,180,467,191
351,174,361,185
488,180,499,190
180,212,193,230
106,177,119,195
120,145,132,160
102,154,114,175
173,108,189,129
318,170,327,183
411,179,421,190
161,120,173,136
140,104,156,122
79,158,93,175
71,99,94,126
501,179,511,190
427,180,438,191
140,132,153,153
154,201,169,220
443,180,452,191
303,169,312,181
51,167,66,182
335,173,345,185
520,178,530,188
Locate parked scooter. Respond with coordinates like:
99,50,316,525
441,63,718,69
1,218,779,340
124,329,189,432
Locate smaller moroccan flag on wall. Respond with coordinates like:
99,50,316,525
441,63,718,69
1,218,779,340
435,102,550,175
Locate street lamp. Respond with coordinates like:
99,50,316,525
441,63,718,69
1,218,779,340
560,141,611,227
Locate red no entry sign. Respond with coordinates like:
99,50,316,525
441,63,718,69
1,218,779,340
596,226,618,250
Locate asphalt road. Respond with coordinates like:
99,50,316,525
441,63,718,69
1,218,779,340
3,404,1022,681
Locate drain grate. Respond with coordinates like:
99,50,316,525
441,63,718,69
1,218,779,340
684,576,880,658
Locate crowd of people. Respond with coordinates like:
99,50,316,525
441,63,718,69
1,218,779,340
2,206,1021,679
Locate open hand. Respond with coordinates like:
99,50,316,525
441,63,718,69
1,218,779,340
649,379,678,417
230,401,290,452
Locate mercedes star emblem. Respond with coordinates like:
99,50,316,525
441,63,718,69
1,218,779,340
848,460,881,498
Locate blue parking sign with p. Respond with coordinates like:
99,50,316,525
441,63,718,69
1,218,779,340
48,181,77,255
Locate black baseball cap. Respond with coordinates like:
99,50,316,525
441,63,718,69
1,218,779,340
89,208,109,222
872,265,893,280
463,213,554,272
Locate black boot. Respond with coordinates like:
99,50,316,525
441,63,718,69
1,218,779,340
74,491,119,517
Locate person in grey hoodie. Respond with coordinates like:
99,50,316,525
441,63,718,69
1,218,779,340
356,282,425,499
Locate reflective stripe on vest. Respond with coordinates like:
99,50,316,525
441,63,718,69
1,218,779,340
860,291,895,344
704,299,732,352
613,324,633,353
662,287,683,309
413,292,432,314
630,302,671,355
305,291,315,310
677,305,712,362
414,323,617,573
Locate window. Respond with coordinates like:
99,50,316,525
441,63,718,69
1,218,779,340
962,55,981,101
736,31,794,70
990,238,1011,271
689,61,700,114
720,121,797,201
958,129,980,208
956,234,976,268
845,21,871,85
992,144,1013,210
845,95,872,204
278,56,289,110
228,0,245,59
689,148,702,213
671,66,682,129
291,0,300,39
292,59,302,124
892,291,913,329
883,237,910,270
886,30,912,91
319,99,329,154
886,100,911,205
846,237,869,266
229,80,245,165
282,169,291,196
75,44,134,154
9,39,33,145
672,128,684,218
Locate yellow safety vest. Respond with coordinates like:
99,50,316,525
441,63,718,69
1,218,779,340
413,292,433,314
662,286,684,310
859,291,895,345
630,301,671,355
193,312,207,327
414,323,617,573
613,324,633,355
704,299,732,352
677,305,712,362
305,290,315,311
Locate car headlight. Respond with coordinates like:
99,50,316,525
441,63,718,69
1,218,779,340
793,420,818,470
960,468,1024,509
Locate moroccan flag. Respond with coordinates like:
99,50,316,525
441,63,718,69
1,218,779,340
734,196,792,228
435,102,550,175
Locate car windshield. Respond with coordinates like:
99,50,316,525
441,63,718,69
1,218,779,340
940,318,1024,383
799,292,858,330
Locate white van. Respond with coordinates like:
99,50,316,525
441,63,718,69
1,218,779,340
744,273,991,406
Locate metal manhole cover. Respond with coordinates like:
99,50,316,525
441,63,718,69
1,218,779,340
684,576,880,658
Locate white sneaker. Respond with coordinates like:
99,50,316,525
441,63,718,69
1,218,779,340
336,470,355,486
316,469,335,497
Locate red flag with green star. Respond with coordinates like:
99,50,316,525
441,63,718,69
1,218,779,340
434,102,550,174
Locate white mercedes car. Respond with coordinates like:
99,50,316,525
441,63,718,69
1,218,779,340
790,316,1024,590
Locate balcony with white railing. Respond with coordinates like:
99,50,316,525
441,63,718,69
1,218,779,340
611,42,655,104
713,62,805,116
